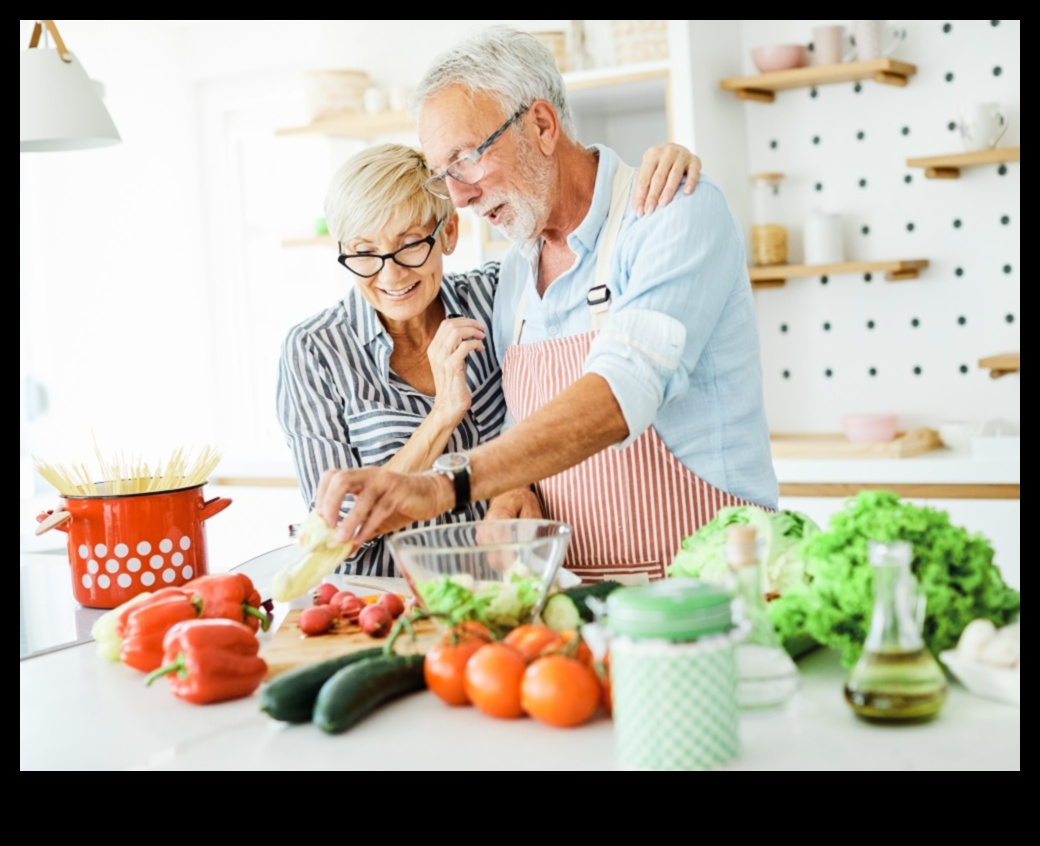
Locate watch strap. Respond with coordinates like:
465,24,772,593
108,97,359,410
448,463,470,515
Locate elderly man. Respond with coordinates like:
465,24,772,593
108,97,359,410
317,25,778,582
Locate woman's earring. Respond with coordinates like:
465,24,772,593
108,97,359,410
445,246,453,254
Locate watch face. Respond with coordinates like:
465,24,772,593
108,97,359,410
438,452,469,472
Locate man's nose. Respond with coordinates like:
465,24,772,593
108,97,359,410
448,179,480,208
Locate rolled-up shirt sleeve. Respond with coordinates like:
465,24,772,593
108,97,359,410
585,309,687,447
583,178,746,449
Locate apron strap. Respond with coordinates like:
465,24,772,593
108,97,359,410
588,160,635,331
511,158,636,345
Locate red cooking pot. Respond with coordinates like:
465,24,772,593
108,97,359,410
35,483,232,609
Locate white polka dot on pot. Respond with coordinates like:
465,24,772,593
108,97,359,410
114,543,129,557
78,544,89,558
159,538,173,554
97,575,111,589
117,573,132,588
141,571,156,587
127,558,141,572
179,536,191,550
172,552,184,566
87,559,100,574
137,541,151,555
182,566,194,580
161,569,176,583
150,555,164,569
81,574,93,589
105,559,120,574
94,543,107,557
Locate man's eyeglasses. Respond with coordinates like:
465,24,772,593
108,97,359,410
338,218,445,278
422,104,530,199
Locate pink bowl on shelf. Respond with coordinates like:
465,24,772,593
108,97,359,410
752,44,809,73
841,414,899,443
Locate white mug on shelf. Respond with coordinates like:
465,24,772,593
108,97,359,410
851,20,906,60
959,102,1009,152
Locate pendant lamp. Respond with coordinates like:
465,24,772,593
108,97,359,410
20,20,121,152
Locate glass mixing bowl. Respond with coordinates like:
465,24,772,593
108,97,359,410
387,519,575,629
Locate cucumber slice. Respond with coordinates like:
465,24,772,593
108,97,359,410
542,593,583,632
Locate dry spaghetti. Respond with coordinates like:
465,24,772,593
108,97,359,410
34,444,222,496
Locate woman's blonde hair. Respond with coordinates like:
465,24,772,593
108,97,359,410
324,143,455,246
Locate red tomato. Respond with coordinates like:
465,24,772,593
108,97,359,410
424,626,491,706
464,642,527,719
521,654,602,728
503,624,564,660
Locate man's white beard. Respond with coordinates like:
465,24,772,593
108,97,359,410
478,137,552,242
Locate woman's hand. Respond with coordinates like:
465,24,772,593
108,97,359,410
426,315,485,427
632,142,701,217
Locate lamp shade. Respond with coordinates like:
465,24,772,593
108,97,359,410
20,47,120,151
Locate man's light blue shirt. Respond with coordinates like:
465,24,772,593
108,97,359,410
493,145,779,510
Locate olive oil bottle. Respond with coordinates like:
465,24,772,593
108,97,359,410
844,541,947,722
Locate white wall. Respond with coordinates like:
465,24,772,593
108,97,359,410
739,20,1020,434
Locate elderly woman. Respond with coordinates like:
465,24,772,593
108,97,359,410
276,141,700,576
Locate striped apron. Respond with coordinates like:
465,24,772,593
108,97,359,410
502,161,752,583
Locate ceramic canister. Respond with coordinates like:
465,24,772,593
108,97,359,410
605,578,740,771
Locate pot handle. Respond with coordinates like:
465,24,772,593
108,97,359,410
36,510,72,535
200,496,233,522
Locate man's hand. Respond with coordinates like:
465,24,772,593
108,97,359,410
633,142,701,217
316,466,454,544
484,487,543,521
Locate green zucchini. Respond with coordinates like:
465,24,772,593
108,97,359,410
313,653,426,734
259,647,385,723
543,580,625,630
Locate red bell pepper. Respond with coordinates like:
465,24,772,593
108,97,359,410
117,590,202,673
183,572,271,632
144,619,268,705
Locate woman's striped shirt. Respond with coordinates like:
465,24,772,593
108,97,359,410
276,264,505,577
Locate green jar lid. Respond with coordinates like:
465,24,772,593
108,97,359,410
605,578,733,641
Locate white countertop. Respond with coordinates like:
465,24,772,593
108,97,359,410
20,625,1019,771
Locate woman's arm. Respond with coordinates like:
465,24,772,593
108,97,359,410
381,314,486,474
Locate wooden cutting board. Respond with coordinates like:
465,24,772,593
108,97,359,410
770,427,943,459
261,608,441,680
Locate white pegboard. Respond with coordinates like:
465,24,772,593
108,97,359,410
739,20,1019,433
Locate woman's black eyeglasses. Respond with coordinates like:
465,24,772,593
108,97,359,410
338,218,446,278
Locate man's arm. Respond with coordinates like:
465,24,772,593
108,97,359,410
321,373,627,543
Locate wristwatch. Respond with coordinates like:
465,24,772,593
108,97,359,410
430,452,471,515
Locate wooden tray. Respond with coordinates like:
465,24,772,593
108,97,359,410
770,427,943,459
261,608,441,680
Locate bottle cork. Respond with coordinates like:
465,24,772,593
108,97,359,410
725,524,758,569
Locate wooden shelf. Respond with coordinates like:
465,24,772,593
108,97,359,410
720,58,917,103
749,259,929,288
275,110,414,139
979,352,1020,379
906,146,1020,179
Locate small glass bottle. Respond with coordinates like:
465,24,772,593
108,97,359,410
843,540,947,722
749,172,788,266
725,524,800,714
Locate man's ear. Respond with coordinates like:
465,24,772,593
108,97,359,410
526,99,561,155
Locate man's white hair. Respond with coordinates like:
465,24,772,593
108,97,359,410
411,24,576,138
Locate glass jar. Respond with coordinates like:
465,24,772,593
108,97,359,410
604,578,740,771
749,172,788,266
